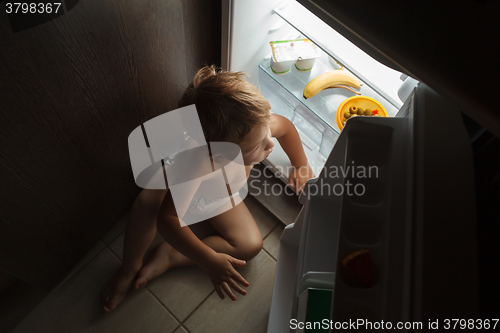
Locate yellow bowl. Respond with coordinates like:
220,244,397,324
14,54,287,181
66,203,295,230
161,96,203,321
336,96,388,130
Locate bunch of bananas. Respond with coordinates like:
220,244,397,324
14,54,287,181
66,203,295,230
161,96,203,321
303,70,361,99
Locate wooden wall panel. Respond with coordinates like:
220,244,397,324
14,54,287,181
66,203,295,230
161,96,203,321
0,0,220,290
182,0,222,81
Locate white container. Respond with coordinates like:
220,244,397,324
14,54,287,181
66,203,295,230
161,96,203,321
270,38,322,74
270,57,293,74
294,57,316,72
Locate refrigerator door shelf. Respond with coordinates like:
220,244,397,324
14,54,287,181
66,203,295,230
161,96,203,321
299,271,336,293
268,102,414,333
273,0,413,109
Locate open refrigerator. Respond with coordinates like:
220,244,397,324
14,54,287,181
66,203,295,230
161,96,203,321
222,0,479,332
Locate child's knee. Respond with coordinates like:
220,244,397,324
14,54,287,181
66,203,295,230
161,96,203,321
136,189,167,211
239,235,263,261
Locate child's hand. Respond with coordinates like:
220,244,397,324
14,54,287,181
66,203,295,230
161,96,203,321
289,164,315,195
201,253,249,301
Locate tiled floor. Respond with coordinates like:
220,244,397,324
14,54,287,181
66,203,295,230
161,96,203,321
11,195,287,333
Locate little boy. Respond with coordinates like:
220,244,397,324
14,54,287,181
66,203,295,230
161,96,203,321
101,65,315,312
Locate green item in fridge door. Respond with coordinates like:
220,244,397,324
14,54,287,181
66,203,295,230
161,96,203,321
296,288,333,332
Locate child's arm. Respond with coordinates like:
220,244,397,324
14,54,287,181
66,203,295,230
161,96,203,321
270,114,315,194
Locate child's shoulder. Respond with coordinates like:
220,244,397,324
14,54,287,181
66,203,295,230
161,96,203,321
270,113,291,138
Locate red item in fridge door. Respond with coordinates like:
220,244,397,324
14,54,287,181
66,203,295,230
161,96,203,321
340,249,378,288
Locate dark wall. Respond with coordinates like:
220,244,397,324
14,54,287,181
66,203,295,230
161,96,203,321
0,0,221,290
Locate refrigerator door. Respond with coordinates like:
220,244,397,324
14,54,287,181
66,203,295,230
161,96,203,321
297,0,500,137
267,83,478,331
409,84,478,322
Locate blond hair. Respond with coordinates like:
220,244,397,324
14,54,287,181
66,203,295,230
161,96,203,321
178,65,271,145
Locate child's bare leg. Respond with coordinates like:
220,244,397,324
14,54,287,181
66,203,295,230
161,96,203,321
100,189,166,312
134,199,263,286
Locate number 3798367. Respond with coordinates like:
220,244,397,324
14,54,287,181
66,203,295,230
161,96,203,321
6,3,62,14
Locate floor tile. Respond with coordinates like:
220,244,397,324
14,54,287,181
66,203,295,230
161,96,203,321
244,195,280,238
184,251,276,333
102,212,129,245
147,265,214,322
109,229,214,323
12,248,179,333
263,223,285,261
172,326,189,333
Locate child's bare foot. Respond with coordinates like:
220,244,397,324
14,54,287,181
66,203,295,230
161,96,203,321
133,241,175,289
100,267,139,312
